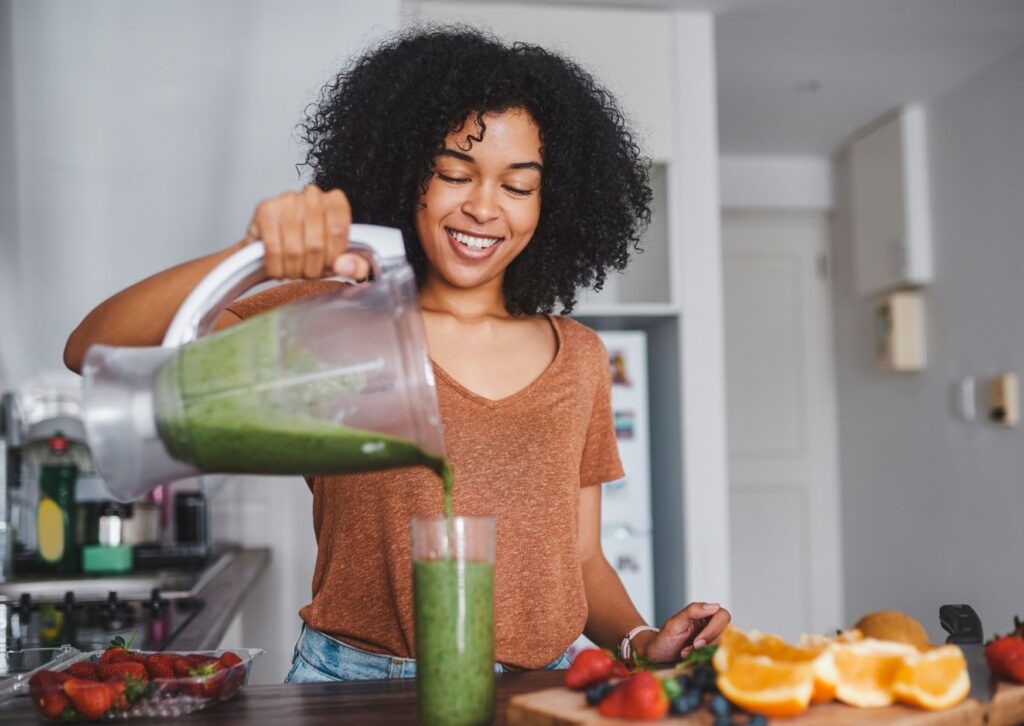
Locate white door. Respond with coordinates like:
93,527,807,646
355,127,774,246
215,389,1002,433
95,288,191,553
721,213,844,640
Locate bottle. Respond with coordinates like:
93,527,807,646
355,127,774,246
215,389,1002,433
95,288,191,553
37,431,78,573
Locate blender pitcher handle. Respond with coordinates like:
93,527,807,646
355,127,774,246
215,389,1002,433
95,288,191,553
163,224,406,347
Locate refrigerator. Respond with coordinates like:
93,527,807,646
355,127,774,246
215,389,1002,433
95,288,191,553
570,330,655,657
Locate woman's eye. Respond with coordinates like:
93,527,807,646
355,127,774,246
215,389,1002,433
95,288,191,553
504,186,534,197
437,173,469,184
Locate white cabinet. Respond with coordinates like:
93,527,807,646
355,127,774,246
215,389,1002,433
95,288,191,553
848,105,934,297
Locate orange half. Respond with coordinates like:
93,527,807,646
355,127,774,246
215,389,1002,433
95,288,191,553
832,639,919,708
717,654,815,719
892,645,970,711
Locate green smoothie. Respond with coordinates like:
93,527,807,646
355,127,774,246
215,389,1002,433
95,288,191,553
153,309,449,479
414,559,495,726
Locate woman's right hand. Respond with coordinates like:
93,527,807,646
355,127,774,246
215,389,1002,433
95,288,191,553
242,184,372,280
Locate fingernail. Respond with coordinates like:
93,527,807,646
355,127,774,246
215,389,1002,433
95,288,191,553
334,257,356,277
704,602,720,609
694,638,707,648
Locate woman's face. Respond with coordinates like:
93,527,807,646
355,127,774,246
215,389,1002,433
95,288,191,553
415,108,542,292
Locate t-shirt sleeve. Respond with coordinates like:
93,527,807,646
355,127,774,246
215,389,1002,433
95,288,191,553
225,280,345,321
579,338,625,488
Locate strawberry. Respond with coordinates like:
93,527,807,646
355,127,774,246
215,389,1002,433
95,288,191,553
145,653,178,680
63,678,116,720
98,659,148,683
598,672,670,721
565,649,619,690
219,651,243,668
184,659,227,699
99,632,140,665
172,654,195,678
986,616,1024,684
106,673,149,710
66,661,100,680
29,671,70,718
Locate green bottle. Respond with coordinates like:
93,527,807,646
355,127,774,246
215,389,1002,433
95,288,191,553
37,431,78,573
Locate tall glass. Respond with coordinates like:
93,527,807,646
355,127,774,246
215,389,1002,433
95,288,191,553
412,515,495,726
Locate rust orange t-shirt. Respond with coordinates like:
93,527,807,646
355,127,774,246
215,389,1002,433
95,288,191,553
227,282,624,669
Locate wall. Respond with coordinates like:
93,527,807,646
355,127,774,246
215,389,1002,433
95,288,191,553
832,49,1024,640
3,0,402,684
719,154,833,211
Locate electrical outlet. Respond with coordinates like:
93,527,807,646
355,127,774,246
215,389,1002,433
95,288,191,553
988,373,1019,427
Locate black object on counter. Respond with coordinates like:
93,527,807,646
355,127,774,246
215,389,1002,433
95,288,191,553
174,491,208,546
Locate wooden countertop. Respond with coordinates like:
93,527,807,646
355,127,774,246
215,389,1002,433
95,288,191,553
2,668,565,724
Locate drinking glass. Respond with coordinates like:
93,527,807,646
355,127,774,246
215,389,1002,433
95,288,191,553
412,515,495,726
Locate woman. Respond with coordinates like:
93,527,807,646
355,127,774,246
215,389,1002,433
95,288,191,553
64,26,730,681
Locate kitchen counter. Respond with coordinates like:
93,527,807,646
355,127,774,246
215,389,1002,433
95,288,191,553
2,669,565,724
167,547,269,651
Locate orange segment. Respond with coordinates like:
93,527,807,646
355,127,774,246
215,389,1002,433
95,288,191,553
832,639,919,707
716,654,815,719
715,627,836,704
892,645,970,711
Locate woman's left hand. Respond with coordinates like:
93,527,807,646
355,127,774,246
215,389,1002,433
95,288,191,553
639,602,731,663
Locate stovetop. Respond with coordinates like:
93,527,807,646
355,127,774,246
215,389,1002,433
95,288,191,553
2,589,204,652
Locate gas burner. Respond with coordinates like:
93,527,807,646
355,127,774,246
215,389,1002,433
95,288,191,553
3,592,204,653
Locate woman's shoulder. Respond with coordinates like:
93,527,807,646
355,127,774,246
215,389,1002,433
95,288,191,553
549,315,608,365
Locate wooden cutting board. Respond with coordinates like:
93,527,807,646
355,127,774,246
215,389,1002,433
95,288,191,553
506,670,1024,725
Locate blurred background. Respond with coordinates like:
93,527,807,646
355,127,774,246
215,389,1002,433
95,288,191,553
1,0,1022,685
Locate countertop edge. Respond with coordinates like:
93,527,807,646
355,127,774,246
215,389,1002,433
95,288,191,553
167,547,270,651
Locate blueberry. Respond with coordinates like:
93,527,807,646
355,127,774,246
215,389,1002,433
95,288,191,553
692,665,717,692
709,693,732,716
748,716,767,726
675,673,693,692
669,690,702,715
584,680,613,706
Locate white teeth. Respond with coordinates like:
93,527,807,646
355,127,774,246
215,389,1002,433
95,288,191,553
449,229,501,250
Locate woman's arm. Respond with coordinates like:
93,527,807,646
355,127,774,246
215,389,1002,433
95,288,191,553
63,241,248,372
64,185,366,373
579,485,731,663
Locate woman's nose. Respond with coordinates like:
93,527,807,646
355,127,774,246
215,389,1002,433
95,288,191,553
462,182,500,223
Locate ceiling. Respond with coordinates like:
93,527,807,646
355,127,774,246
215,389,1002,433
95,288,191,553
449,0,1024,155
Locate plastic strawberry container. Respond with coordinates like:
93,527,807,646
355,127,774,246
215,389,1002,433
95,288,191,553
26,648,264,721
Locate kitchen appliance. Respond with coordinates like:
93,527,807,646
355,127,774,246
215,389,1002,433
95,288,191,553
571,331,655,656
2,587,203,653
81,224,446,502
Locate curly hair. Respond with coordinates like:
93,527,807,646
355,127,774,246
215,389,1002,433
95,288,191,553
300,25,652,315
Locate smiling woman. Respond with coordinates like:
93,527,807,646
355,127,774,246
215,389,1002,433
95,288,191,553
62,24,731,685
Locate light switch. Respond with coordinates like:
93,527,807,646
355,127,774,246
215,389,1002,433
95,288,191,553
988,373,1019,427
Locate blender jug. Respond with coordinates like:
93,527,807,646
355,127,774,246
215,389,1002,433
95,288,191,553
82,225,446,502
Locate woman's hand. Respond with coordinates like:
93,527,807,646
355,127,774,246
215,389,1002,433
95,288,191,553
242,184,371,280
638,602,731,663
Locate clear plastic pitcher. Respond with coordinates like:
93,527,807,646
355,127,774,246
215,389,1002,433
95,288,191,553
82,225,445,501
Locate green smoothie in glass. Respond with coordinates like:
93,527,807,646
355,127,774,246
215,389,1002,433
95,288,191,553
412,514,495,726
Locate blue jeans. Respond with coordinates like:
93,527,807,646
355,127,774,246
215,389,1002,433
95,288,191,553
285,624,572,682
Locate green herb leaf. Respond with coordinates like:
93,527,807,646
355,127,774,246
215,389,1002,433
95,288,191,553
675,644,718,670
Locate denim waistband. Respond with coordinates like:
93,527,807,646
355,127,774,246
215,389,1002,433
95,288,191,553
285,623,572,682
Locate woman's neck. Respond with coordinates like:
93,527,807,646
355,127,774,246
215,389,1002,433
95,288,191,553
419,269,508,320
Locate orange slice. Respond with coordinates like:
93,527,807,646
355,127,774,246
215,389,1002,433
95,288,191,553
716,654,815,718
892,645,970,711
832,639,919,707
714,627,835,703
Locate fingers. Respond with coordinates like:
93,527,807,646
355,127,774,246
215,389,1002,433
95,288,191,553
332,252,371,281
324,188,351,266
245,184,353,280
693,607,731,648
301,185,326,278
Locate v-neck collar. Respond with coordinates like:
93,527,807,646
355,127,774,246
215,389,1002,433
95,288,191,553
429,315,563,408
